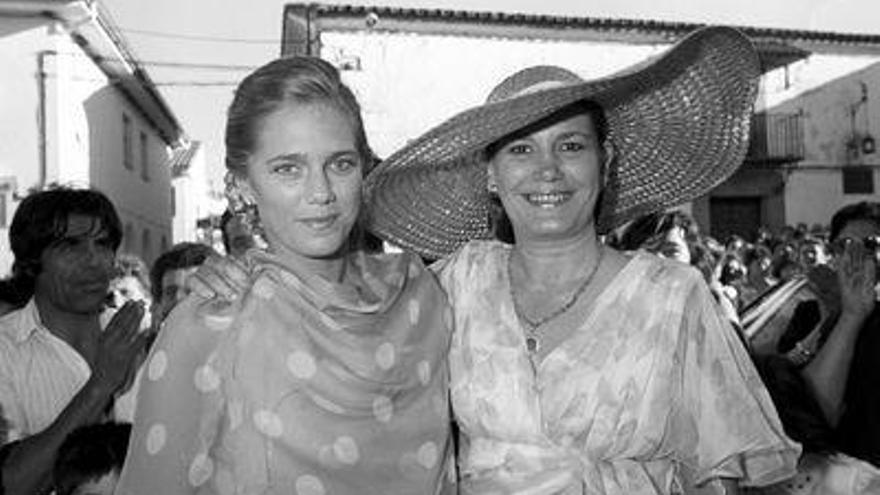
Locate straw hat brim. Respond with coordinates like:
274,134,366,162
364,26,761,260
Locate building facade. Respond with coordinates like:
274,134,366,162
0,0,185,271
283,3,880,240
169,141,213,244
767,59,880,229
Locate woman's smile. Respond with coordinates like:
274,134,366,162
522,191,573,208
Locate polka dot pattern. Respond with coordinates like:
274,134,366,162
194,365,221,392
372,395,394,423
146,424,166,455
253,410,284,438
333,436,360,465
188,453,214,487
408,300,420,324
147,350,167,381
375,342,396,370
417,441,439,469
295,474,326,495
417,360,431,385
286,351,317,380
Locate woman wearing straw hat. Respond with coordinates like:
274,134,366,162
115,57,455,494
363,26,800,494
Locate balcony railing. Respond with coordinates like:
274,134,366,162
746,112,804,165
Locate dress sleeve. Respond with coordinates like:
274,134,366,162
115,296,229,495
675,273,801,488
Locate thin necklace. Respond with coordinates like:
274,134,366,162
508,247,604,354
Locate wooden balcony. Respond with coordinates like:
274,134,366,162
745,112,805,166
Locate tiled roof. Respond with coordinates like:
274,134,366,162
167,141,201,178
285,3,880,58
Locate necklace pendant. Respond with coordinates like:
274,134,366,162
526,336,539,353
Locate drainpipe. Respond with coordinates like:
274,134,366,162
36,50,53,190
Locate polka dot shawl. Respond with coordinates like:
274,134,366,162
116,250,457,494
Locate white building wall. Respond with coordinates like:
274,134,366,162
172,145,210,243
322,32,666,159
71,48,173,266
0,19,61,273
0,16,174,271
768,58,880,228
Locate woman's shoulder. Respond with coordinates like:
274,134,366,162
628,250,705,291
448,239,508,268
430,239,508,279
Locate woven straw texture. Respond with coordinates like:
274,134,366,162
364,26,761,260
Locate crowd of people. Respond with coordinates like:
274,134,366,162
0,25,878,495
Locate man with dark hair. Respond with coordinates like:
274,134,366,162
0,188,148,494
801,201,880,464
149,241,216,325
752,202,880,465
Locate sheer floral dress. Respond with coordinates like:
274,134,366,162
437,240,800,494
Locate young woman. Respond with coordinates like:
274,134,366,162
115,57,455,495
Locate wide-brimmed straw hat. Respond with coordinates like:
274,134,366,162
364,26,760,260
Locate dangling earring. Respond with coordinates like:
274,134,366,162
487,182,498,194
224,172,264,245
601,141,616,188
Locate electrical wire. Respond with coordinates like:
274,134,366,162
121,27,279,45
137,60,259,71
153,81,240,87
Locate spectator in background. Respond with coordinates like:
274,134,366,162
800,202,880,465
719,253,748,312
0,188,148,495
614,210,697,264
799,235,830,271
0,278,28,318
755,225,773,247
742,244,775,306
725,234,747,257
773,256,803,284
745,203,880,494
149,242,216,326
52,422,130,495
219,208,257,257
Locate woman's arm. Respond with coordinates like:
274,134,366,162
801,241,876,427
677,270,799,490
